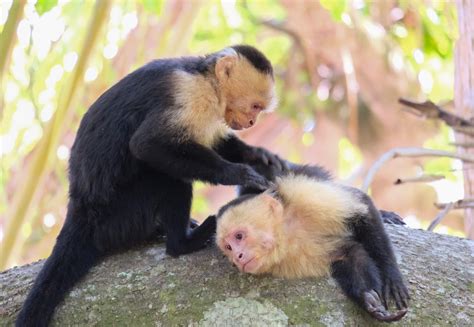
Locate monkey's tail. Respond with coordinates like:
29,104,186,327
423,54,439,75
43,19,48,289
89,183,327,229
16,218,100,327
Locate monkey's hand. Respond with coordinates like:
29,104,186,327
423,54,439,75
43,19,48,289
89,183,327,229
363,290,407,322
235,164,270,191
382,267,410,311
243,147,289,173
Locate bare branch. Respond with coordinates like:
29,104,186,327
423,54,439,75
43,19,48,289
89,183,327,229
394,174,445,185
427,202,454,232
435,199,474,210
452,125,474,137
399,98,473,128
362,147,474,192
450,142,474,148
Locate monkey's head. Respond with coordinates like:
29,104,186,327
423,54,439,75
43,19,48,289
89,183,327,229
214,45,277,130
216,193,284,274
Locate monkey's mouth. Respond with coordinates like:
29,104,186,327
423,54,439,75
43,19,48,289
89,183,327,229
229,121,245,130
242,257,258,273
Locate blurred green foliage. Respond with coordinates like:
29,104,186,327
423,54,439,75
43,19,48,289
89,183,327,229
0,0,463,267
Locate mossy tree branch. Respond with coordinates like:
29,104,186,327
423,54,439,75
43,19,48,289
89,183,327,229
1,226,472,326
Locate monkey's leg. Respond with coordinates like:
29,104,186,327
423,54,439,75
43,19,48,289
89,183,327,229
158,181,216,257
350,193,410,310
331,242,407,322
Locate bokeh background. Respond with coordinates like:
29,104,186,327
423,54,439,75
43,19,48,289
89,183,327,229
1,0,471,270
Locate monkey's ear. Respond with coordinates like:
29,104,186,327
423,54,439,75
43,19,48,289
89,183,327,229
261,194,283,217
215,56,237,81
261,233,275,250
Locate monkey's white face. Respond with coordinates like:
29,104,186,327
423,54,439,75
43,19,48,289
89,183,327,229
215,54,277,130
216,194,283,274
217,226,275,273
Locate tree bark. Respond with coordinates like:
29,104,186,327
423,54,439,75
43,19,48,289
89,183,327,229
455,0,474,239
0,226,473,326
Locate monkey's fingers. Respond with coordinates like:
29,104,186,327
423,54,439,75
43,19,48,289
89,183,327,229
364,290,407,322
382,283,390,309
391,283,410,309
267,153,284,171
370,308,407,322
244,167,270,190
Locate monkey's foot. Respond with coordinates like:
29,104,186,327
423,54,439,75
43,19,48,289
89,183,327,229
382,274,410,310
379,210,406,225
189,218,200,229
363,290,407,322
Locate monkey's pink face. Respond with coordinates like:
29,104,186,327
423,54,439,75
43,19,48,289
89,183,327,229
218,226,275,274
224,99,266,130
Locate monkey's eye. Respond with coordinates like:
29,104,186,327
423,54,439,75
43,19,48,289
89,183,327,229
235,233,243,240
252,103,264,111
225,244,232,251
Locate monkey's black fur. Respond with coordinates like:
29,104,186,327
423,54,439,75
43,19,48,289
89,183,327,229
16,45,282,327
231,45,273,75
226,160,409,322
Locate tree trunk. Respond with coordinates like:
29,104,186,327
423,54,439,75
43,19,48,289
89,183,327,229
455,0,474,239
1,226,473,326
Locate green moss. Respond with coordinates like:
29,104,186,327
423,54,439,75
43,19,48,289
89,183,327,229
200,298,288,326
282,296,328,326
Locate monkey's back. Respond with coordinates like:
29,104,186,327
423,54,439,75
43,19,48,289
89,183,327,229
272,174,368,278
68,57,207,203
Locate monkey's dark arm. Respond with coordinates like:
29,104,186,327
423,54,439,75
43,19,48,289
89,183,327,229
214,134,287,171
129,117,268,189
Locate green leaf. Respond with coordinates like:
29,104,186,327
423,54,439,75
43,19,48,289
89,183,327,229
141,0,164,15
338,138,362,179
35,0,58,15
319,0,347,21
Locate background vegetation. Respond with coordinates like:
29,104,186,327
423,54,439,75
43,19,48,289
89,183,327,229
0,0,467,269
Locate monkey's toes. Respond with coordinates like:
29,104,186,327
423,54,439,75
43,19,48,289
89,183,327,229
382,274,410,310
392,283,410,309
379,210,406,225
364,290,407,322
189,218,200,229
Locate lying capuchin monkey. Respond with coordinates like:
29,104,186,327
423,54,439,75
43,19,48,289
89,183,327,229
216,162,409,322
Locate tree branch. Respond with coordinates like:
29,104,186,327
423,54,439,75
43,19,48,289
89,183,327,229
394,174,445,185
362,147,474,192
399,98,473,129
427,202,454,232
1,227,473,326
435,199,474,210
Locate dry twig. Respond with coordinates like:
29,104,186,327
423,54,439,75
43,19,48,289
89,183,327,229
452,125,474,137
427,202,454,232
362,147,474,192
398,98,473,129
394,174,445,185
449,142,474,148
435,199,474,210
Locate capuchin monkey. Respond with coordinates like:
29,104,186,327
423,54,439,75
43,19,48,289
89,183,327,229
216,162,409,322
16,45,285,327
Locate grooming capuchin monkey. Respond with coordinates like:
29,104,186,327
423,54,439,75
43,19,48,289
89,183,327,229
16,45,285,326
216,162,409,322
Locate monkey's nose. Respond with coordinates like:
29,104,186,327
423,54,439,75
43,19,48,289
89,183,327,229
238,253,244,260
249,120,254,126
